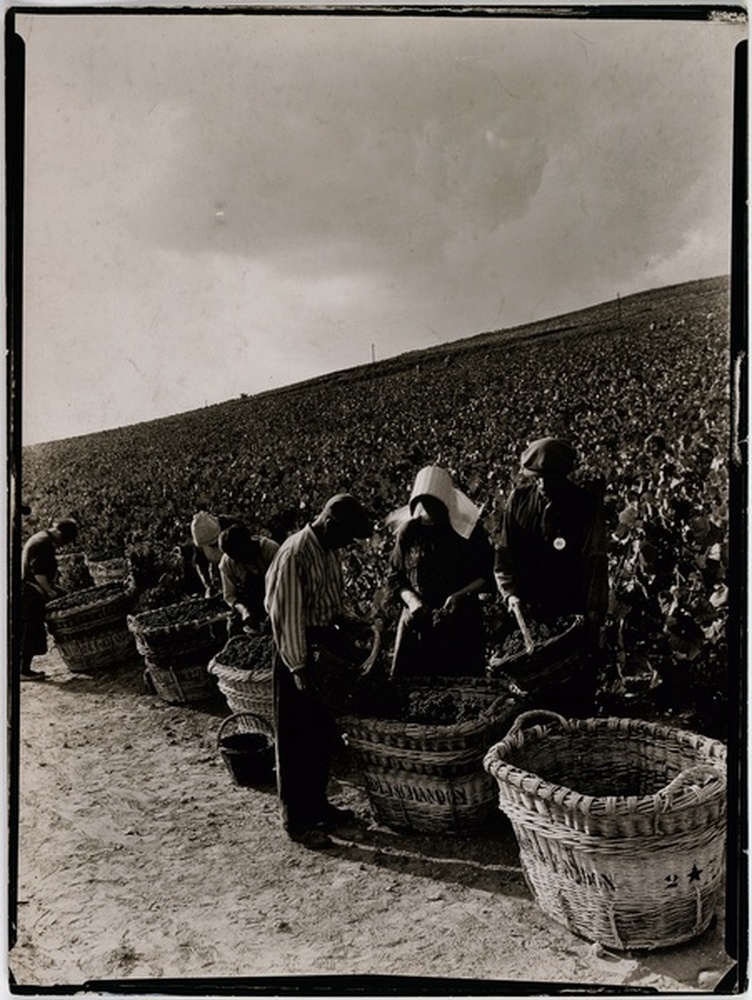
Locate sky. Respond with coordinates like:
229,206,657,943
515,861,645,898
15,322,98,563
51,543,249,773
13,6,745,445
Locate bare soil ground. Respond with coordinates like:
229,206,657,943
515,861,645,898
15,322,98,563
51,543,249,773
8,646,735,995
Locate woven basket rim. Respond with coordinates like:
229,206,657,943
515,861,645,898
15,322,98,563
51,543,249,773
207,635,273,677
339,677,519,739
484,712,726,818
127,598,229,635
208,657,273,683
47,582,131,618
490,618,584,667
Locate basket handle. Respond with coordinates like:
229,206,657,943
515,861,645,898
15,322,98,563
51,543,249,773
506,709,569,740
656,763,725,809
216,712,267,748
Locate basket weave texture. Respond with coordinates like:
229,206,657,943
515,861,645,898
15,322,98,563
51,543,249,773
340,677,525,835
127,597,229,668
208,636,274,725
144,662,216,704
85,556,129,586
484,710,727,951
488,619,586,697
47,583,137,673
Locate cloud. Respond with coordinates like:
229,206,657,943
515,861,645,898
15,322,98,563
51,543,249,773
17,13,743,442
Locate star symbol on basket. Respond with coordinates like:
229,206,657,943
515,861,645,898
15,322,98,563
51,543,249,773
688,864,703,883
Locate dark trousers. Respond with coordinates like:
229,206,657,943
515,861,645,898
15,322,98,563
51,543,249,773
20,583,48,673
272,645,338,835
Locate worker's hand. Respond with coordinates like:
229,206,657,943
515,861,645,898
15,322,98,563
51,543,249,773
442,592,464,616
406,600,429,624
293,669,310,693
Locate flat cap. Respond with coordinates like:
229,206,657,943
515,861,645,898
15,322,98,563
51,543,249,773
520,437,577,475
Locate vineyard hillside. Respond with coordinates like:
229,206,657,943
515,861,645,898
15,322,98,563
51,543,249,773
19,274,736,737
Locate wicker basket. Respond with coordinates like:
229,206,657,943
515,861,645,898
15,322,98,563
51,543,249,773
127,597,229,668
308,624,382,713
484,710,727,951
217,712,275,787
487,619,587,699
143,661,216,704
46,583,137,673
208,636,274,725
340,677,525,835
85,555,130,586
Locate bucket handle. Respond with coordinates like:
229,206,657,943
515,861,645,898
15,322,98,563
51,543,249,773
656,763,725,810
506,709,569,740
217,711,268,748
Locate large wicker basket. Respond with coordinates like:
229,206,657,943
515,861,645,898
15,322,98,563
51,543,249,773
208,635,274,725
340,677,525,835
484,710,727,951
127,597,229,668
46,583,137,673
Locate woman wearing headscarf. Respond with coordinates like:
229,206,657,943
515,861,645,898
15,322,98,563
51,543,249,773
386,466,495,678
190,510,244,597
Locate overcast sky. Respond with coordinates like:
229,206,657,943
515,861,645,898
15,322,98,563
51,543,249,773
15,8,743,445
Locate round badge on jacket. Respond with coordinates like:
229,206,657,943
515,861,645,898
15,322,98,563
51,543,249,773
553,537,567,550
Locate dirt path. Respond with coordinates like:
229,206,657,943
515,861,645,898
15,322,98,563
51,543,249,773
9,646,734,993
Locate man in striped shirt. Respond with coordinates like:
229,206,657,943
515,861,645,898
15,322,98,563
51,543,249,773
265,493,372,848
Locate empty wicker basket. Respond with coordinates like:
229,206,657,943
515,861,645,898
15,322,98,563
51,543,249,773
484,710,727,951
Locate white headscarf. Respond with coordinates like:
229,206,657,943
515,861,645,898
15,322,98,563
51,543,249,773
386,465,481,540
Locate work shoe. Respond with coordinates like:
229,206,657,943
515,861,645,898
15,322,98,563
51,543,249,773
318,804,358,831
287,827,334,849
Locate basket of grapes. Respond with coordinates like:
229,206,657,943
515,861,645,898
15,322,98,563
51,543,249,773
339,677,525,835
208,633,275,725
127,596,229,668
46,582,138,673
487,613,588,703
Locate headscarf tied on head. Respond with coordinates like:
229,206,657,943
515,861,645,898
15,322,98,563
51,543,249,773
191,511,221,546
386,465,481,540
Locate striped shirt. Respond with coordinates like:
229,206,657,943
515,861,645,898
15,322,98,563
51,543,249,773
264,524,344,672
